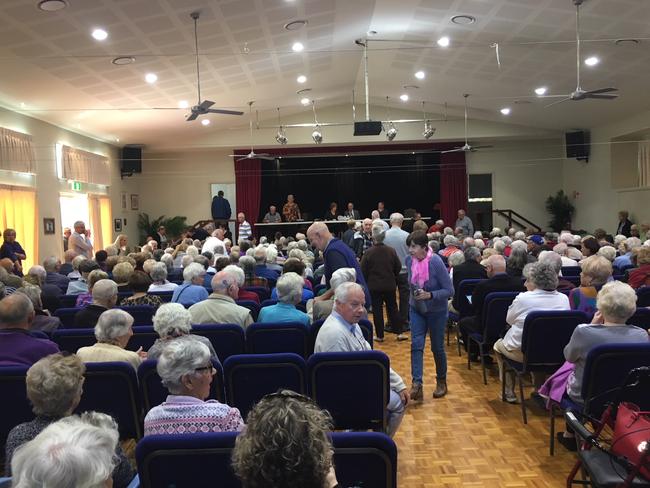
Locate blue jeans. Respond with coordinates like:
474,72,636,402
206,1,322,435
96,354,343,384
410,307,448,383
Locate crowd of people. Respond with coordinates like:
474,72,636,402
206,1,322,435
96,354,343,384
0,205,649,486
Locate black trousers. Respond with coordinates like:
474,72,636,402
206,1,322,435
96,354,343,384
396,272,409,328
371,289,401,338
459,316,481,354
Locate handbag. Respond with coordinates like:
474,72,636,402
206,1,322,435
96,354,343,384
610,402,650,480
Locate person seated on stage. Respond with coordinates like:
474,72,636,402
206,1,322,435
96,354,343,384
263,205,282,224
189,271,254,330
222,264,260,304
282,194,301,222
324,202,338,221
341,219,357,249
376,201,389,219
343,201,361,220
253,246,280,282
271,258,315,303
259,272,310,326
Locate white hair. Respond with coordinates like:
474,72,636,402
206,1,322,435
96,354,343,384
223,265,245,287
597,281,637,322
182,262,205,283
553,243,569,256
150,262,168,283
510,240,528,252
566,246,583,261
334,281,364,304
473,231,483,240
27,265,46,282
475,239,485,250
597,245,616,262
94,309,133,343
91,279,117,305
330,268,356,290
443,235,458,247
104,245,118,257
443,227,454,236
462,237,475,248
613,234,627,247
559,232,574,245
11,412,118,488
514,231,526,241
71,255,86,271
275,272,304,305
266,246,278,264
538,250,562,274
157,336,211,394
153,303,193,338
447,251,465,267
187,245,199,257
489,227,502,238
181,254,194,268
623,237,642,252
160,253,174,271
389,213,404,226
493,239,506,254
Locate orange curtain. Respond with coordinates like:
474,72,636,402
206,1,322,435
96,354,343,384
0,187,38,270
88,194,112,251
62,145,110,186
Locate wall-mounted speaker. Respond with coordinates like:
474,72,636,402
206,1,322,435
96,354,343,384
120,146,142,176
353,120,383,136
565,130,590,162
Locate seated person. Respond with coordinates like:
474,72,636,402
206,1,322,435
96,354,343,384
538,251,576,292
65,259,100,295
25,265,62,313
43,255,70,292
223,265,260,304
66,255,86,280
148,303,217,360
258,272,310,326
450,246,487,312
493,262,570,403
627,246,650,289
270,258,314,302
568,255,612,317
111,261,135,293
189,271,254,330
74,279,118,329
0,293,59,366
307,267,359,323
10,411,124,488
144,337,244,435
76,309,147,370
120,271,163,309
239,255,268,288
75,269,109,307
232,390,338,488
265,246,284,274
171,262,209,306
148,262,179,292
5,354,134,487
16,285,61,333
253,246,280,282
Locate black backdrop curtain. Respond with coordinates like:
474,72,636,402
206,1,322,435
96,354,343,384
258,152,441,221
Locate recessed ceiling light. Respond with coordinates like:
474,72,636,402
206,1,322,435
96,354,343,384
584,56,599,66
437,36,450,47
296,75,307,83
178,100,189,109
91,28,108,41
115,138,120,142
292,42,304,52
145,73,158,84
534,86,547,96
400,94,409,102
300,97,311,105
500,107,511,115
201,119,210,126
20,102,26,108
112,56,135,65
37,0,68,11
414,70,425,80
451,14,476,25
284,19,308,31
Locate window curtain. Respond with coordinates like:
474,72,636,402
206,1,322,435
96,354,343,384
440,151,468,226
0,127,35,174
234,158,261,240
638,141,650,187
0,187,37,270
88,195,112,251
62,145,110,186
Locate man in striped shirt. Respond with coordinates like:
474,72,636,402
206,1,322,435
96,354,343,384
237,212,253,242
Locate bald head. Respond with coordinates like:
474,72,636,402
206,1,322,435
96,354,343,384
0,294,34,329
486,254,506,276
306,222,332,251
211,270,238,299
0,259,13,273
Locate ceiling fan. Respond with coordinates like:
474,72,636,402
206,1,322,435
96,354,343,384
442,94,493,153
545,0,618,108
186,11,243,121
229,101,276,161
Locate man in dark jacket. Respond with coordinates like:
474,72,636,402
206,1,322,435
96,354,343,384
73,279,117,328
616,210,632,237
211,191,231,227
341,220,357,249
451,246,487,312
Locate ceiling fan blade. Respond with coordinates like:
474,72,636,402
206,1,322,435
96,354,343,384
199,100,215,110
585,87,617,95
544,97,570,109
472,145,493,150
585,94,618,100
258,155,277,160
206,108,244,116
441,147,463,154
235,157,248,162
186,112,199,121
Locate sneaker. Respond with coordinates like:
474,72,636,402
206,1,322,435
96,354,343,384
374,336,385,343
502,391,518,404
396,333,409,341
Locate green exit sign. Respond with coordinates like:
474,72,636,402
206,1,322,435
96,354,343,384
72,181,81,191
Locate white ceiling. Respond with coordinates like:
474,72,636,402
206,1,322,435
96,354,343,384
1,0,649,148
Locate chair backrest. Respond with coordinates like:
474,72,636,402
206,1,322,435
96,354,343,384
75,361,142,439
59,294,78,308
53,307,80,328
117,305,155,326
127,326,159,352
135,432,241,488
235,300,260,321
0,366,32,452
53,326,159,354
310,319,373,353
561,266,582,277
331,432,398,488
138,358,224,413
224,353,307,419
481,292,519,343
308,350,389,431
260,298,277,308
636,286,650,307
582,343,650,418
118,291,134,299
191,324,246,362
521,310,588,368
148,291,173,302
243,286,270,301
246,322,311,358
457,279,484,317
627,307,650,331
563,275,581,286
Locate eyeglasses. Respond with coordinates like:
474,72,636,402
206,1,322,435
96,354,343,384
195,365,216,375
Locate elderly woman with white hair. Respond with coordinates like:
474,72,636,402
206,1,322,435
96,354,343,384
493,262,570,403
439,235,461,259
148,261,179,292
16,285,61,333
171,262,209,306
308,267,358,322
5,354,135,487
76,309,147,370
148,303,217,360
144,337,244,436
597,245,616,263
111,261,135,293
613,236,642,269
11,411,126,488
265,246,283,274
270,258,315,302
258,272,310,326
552,243,579,267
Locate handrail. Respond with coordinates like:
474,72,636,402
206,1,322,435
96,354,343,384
492,209,542,233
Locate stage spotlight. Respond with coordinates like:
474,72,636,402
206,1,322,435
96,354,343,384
423,122,436,139
386,122,398,141
275,128,288,144
312,126,323,144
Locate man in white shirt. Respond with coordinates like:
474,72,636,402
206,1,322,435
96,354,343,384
201,228,226,255
314,282,408,437
68,221,93,258
237,212,253,242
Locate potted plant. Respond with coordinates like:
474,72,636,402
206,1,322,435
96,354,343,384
137,213,187,243
545,190,575,232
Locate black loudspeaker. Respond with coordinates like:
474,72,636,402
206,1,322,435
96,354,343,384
565,131,590,162
354,120,383,136
120,146,142,176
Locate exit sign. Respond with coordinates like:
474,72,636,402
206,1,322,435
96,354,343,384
72,181,81,191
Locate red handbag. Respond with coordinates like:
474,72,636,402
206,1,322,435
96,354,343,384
610,402,650,480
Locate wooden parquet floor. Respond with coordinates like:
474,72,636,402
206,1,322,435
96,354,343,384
375,326,576,487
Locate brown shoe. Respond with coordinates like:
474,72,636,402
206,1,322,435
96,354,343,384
409,382,423,401
433,379,447,398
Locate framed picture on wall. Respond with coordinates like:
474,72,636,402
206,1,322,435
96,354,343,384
130,194,139,210
43,218,55,235
114,218,122,232
121,192,127,210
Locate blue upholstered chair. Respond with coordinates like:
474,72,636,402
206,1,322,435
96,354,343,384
53,307,80,328
75,361,142,439
636,286,650,307
331,432,398,488
224,353,307,419
242,286,269,301
148,291,173,302
53,326,158,354
308,350,390,432
0,366,32,453
117,305,155,326
59,294,78,308
310,319,374,353
561,266,582,277
246,322,311,358
450,278,484,351
135,432,240,488
627,307,650,331
191,323,246,362
235,300,260,321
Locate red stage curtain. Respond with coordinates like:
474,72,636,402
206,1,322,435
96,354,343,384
234,158,261,237
440,151,467,227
